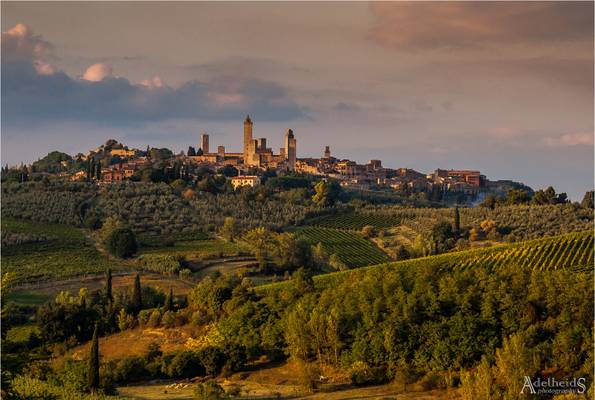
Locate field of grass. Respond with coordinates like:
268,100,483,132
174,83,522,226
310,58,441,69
2,218,122,284
6,324,40,344
258,230,594,294
6,272,195,307
294,227,389,267
139,239,242,260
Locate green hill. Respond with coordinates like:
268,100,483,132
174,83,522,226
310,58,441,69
257,230,593,293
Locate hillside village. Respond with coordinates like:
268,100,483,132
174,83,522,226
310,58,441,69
4,116,530,203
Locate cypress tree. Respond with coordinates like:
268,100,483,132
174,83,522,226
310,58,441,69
88,324,100,390
105,269,113,302
132,273,142,313
164,288,173,312
95,160,102,180
454,206,461,236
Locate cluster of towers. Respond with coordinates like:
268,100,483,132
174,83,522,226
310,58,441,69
242,115,296,170
195,116,296,171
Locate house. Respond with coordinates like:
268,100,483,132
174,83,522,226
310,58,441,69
230,175,260,190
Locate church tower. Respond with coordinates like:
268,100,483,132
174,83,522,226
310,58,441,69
284,129,296,171
243,115,253,164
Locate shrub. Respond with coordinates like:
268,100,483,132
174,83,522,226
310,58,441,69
147,310,162,328
167,351,204,378
105,228,137,258
161,311,176,328
193,380,225,400
361,225,376,238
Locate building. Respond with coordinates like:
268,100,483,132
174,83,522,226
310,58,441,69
243,115,253,164
284,129,296,170
200,133,210,154
324,146,331,159
110,148,136,157
230,175,260,190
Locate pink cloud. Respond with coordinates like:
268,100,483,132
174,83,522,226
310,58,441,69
34,61,57,75
140,76,166,89
1,23,53,62
545,132,594,147
369,2,593,50
208,92,247,106
82,63,113,82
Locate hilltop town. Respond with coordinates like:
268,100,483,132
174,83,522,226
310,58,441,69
3,115,529,203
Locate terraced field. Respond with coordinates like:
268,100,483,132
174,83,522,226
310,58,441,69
2,218,121,284
294,226,389,267
306,212,402,230
258,230,593,293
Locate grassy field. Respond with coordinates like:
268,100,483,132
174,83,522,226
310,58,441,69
294,227,389,267
139,239,242,260
116,361,457,399
258,230,594,294
6,272,195,307
2,218,123,284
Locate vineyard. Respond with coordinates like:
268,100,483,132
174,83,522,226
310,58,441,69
293,227,389,267
2,218,122,284
306,212,402,230
258,230,594,293
306,204,593,242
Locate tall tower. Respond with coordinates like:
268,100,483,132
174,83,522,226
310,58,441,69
324,146,331,159
243,115,253,163
284,129,296,171
200,133,209,154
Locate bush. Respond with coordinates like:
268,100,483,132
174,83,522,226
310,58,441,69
105,228,137,258
161,311,176,328
167,351,204,378
193,380,224,400
147,310,162,328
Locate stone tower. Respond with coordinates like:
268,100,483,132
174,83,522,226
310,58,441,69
243,115,253,164
284,129,296,171
200,133,209,154
324,145,331,159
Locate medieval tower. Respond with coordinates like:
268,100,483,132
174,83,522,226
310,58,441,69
200,133,209,154
243,115,253,163
284,129,296,170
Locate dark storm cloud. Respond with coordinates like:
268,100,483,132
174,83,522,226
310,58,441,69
1,24,305,128
370,2,593,50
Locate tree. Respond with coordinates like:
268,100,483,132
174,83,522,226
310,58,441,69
88,324,100,390
273,233,311,270
480,194,497,209
581,190,594,209
105,228,138,258
95,159,102,180
100,216,125,242
193,380,224,400
220,217,239,242
101,269,113,303
164,288,174,312
506,189,531,205
312,180,342,206
454,206,461,235
132,274,143,313
361,225,376,238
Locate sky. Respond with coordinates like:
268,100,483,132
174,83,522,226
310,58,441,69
1,1,593,200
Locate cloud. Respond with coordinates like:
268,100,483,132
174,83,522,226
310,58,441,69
369,2,593,50
1,23,53,62
1,24,304,127
140,76,165,89
82,63,113,82
34,61,57,76
544,132,594,147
